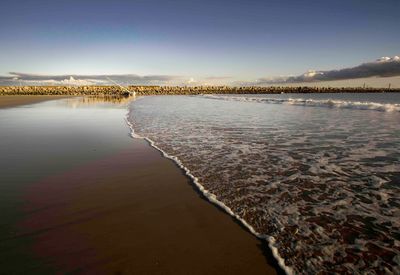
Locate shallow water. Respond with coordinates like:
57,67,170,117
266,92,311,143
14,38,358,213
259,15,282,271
128,93,400,274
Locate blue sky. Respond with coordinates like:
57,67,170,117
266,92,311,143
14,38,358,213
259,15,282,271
0,0,399,85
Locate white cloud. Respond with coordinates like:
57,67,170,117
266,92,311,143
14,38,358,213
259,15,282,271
377,56,400,62
0,73,183,86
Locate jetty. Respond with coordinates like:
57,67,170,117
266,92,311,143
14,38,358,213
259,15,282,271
0,85,399,96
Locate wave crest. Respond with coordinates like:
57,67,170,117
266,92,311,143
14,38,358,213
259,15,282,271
200,94,400,112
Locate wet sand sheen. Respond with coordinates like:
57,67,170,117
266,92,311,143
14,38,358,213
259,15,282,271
0,97,278,274
0,95,72,108
22,141,277,274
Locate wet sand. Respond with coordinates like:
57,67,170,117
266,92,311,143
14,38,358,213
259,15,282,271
0,95,71,108
0,97,279,274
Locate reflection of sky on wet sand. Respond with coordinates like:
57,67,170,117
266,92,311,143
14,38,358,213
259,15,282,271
0,96,135,197
0,96,138,273
63,95,136,109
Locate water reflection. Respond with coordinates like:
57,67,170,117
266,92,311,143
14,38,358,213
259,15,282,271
0,95,139,274
64,95,136,109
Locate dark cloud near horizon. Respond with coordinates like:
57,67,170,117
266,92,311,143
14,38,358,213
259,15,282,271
253,56,400,85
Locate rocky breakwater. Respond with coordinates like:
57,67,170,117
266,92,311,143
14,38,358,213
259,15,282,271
129,86,399,95
0,86,132,96
0,85,399,96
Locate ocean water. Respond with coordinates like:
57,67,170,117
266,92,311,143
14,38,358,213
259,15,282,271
127,93,400,274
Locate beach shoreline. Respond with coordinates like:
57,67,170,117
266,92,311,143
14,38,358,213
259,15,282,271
0,96,279,274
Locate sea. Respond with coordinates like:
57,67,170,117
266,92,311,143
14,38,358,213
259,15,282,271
127,93,400,274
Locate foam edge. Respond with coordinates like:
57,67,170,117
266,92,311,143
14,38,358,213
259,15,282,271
124,104,294,275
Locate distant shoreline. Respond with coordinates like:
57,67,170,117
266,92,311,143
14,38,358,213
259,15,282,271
0,85,399,96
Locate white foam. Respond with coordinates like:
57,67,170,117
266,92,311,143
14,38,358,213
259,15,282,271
200,94,400,112
125,95,400,274
124,103,294,275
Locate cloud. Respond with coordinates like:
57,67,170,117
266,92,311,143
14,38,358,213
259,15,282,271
247,55,400,85
2,56,399,87
0,72,235,86
0,73,183,86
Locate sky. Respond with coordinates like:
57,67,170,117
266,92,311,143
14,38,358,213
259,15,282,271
0,0,399,86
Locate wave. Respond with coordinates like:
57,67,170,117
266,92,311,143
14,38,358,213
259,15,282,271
124,105,294,275
200,94,400,112
127,96,400,273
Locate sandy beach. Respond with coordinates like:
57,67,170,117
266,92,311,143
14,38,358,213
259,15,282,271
0,96,279,274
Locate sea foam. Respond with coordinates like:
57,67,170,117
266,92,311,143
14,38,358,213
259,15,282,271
125,104,294,275
127,95,400,274
200,94,400,112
